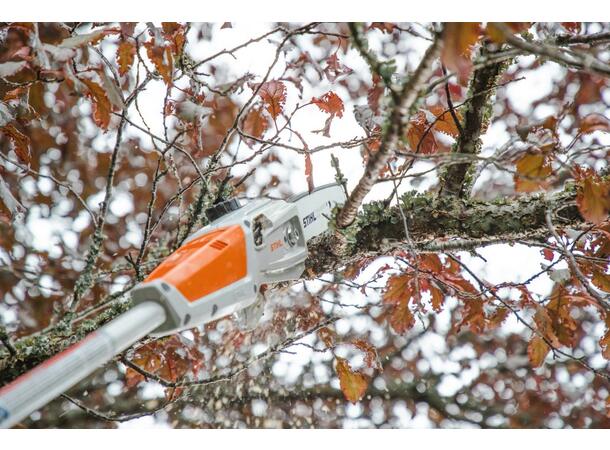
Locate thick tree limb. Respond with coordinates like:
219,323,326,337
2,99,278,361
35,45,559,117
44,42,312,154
336,35,442,228
308,187,582,274
439,48,508,198
36,378,499,428
196,382,500,428
555,30,610,46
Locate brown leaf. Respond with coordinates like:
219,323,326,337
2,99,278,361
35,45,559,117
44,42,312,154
58,28,119,49
323,54,353,82
0,124,30,164
161,23,186,55
546,284,580,347
312,91,344,117
335,357,369,403
311,91,344,137
486,22,531,44
125,335,204,388
342,257,374,281
369,23,397,34
0,61,28,78
441,23,483,84
3,86,29,102
601,316,610,359
99,69,124,111
117,40,136,76
592,270,610,293
579,177,610,223
383,273,414,304
28,81,47,117
389,299,416,334
579,113,610,134
457,298,486,333
255,80,286,119
120,23,137,37
429,105,462,138
318,327,335,349
353,339,381,370
574,167,610,224
125,338,165,388
198,96,239,156
367,74,384,115
304,152,314,193
145,40,173,85
528,336,550,368
514,151,552,193
561,22,581,34
533,307,561,348
441,257,480,298
0,200,11,224
406,111,438,154
242,107,269,141
422,279,444,312
80,78,111,130
418,253,444,273
487,307,509,330
161,23,181,36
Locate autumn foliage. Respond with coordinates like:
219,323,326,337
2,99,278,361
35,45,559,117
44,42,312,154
0,22,609,429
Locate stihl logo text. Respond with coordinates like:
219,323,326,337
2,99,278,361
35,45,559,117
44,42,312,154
302,212,316,228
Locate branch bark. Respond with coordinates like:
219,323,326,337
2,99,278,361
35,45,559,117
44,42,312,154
308,187,583,274
336,34,442,228
439,47,508,197
497,23,610,77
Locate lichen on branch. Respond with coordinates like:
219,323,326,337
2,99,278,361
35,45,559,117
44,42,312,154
439,46,509,198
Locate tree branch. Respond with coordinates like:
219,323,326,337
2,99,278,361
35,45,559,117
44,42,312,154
308,187,583,274
497,23,610,77
545,209,610,309
336,34,442,228
439,46,508,197
0,325,16,358
554,30,610,46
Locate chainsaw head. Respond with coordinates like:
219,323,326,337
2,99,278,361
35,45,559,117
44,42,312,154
131,183,346,337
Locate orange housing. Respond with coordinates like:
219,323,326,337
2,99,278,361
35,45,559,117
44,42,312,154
145,225,247,302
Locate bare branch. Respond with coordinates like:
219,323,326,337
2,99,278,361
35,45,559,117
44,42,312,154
544,209,610,310
498,23,610,77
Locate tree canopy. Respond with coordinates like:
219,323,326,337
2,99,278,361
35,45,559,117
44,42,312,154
0,22,609,428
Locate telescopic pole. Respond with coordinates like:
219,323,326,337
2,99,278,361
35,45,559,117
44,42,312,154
0,301,166,428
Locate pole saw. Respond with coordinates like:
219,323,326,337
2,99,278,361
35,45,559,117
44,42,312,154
0,183,346,428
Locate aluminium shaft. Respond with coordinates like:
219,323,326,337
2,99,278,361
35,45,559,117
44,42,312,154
0,301,165,428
